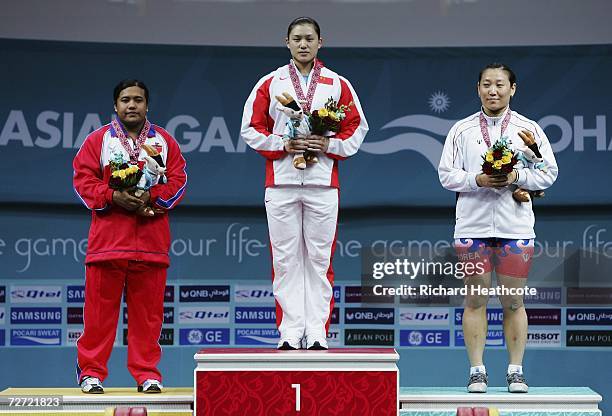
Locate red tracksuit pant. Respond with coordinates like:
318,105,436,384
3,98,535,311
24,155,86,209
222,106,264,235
77,259,166,385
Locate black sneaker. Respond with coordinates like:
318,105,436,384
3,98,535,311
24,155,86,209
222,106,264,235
277,341,298,350
137,379,163,393
307,341,328,350
80,376,104,394
467,372,488,393
507,372,528,393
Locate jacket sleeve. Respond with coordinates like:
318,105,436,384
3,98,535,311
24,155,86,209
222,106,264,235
149,130,187,210
438,123,480,192
240,74,286,160
73,130,114,210
514,125,558,190
325,76,369,161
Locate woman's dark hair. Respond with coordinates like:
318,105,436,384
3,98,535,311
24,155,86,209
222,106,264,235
287,17,321,39
478,63,516,85
113,79,149,104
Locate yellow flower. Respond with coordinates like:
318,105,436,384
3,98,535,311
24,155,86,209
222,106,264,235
493,160,503,169
112,171,120,178
118,171,127,179
485,153,494,162
329,111,339,121
501,155,511,164
318,108,329,118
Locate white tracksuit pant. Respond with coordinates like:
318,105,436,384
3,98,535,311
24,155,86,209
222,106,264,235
265,185,338,341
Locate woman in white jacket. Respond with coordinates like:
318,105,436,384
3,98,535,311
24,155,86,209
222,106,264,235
438,63,558,393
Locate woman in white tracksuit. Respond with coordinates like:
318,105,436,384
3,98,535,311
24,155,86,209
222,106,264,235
240,17,368,350
438,63,558,393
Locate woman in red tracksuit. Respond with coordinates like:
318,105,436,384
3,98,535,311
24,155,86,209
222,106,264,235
241,17,368,350
73,79,186,394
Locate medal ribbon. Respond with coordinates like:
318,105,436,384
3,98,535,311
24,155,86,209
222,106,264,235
287,59,323,112
479,109,511,148
111,118,151,164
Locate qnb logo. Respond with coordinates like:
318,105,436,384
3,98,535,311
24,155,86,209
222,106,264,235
347,311,393,321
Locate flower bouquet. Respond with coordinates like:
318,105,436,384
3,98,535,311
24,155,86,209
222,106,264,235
481,137,518,175
305,97,352,165
108,153,142,191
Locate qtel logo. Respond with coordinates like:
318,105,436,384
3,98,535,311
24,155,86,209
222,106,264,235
66,286,85,303
235,328,280,345
179,306,230,324
567,309,612,326
179,285,230,302
400,330,449,347
455,330,504,347
10,286,62,304
11,328,61,346
345,308,394,325
234,307,276,324
399,308,449,326
455,308,503,325
179,328,229,345
11,307,62,324
234,285,275,304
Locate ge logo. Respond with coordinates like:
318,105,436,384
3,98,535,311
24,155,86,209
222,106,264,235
408,331,423,346
188,329,203,344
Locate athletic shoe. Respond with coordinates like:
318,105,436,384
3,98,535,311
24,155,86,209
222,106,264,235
467,371,488,393
306,338,328,350
80,376,104,394
507,372,528,393
138,379,163,394
277,339,300,350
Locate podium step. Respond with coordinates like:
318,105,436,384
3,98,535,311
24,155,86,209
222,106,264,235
399,387,602,415
0,388,193,415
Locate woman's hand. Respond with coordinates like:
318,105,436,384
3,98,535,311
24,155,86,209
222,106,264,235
305,134,329,153
476,169,517,188
112,189,144,211
284,137,309,153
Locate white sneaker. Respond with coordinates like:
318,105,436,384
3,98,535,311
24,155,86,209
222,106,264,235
507,372,528,393
467,372,488,393
138,379,163,393
80,376,104,394
277,338,301,350
306,338,328,350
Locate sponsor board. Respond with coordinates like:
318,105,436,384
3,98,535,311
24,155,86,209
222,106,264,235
567,330,612,347
345,329,395,346
327,329,341,347
123,328,174,346
400,330,450,347
234,285,274,304
0,286,5,303
11,328,61,346
66,285,85,303
179,328,229,345
234,328,279,345
330,307,340,325
345,308,394,325
345,286,393,304
10,286,62,303
399,293,450,305
124,307,174,324
234,307,276,324
399,307,449,326
67,307,83,324
164,285,175,303
11,307,62,324
0,329,5,346
66,329,83,345
0,307,4,325
526,329,562,347
455,308,503,326
179,285,230,302
566,288,612,305
333,286,341,302
455,330,504,347
526,308,561,325
178,306,230,324
524,287,562,305
566,308,612,325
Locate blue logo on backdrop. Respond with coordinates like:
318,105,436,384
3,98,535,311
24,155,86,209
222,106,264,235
0,286,5,303
455,330,505,347
345,308,394,325
234,307,276,324
10,286,62,303
179,285,230,302
11,328,61,346
399,330,450,347
525,288,562,305
179,328,229,345
235,328,280,345
0,329,4,346
165,285,175,303
567,309,612,325
11,307,62,324
333,286,341,302
66,286,85,303
234,285,275,303
455,308,503,325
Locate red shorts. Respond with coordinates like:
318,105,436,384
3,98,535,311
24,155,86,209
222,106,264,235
454,238,534,278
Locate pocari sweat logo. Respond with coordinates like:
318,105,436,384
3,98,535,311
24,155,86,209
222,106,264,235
234,285,275,304
456,330,505,347
179,328,229,345
400,329,449,347
10,286,62,303
179,306,230,324
11,328,61,346
235,328,280,345
399,307,449,326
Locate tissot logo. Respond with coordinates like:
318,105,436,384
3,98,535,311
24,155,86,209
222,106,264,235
66,329,83,345
179,285,230,302
234,285,275,303
566,309,612,325
567,330,612,347
400,330,450,347
455,308,503,325
327,330,341,347
234,307,276,324
11,307,62,324
526,330,561,347
345,329,394,346
179,306,230,323
11,328,61,346
66,286,85,303
344,308,394,325
526,308,561,325
67,307,83,324
179,328,229,345
399,308,449,326
10,286,62,303
124,307,174,324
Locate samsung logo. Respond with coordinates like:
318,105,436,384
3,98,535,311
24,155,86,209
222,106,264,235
235,307,276,323
11,307,62,324
399,308,449,326
67,286,85,303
